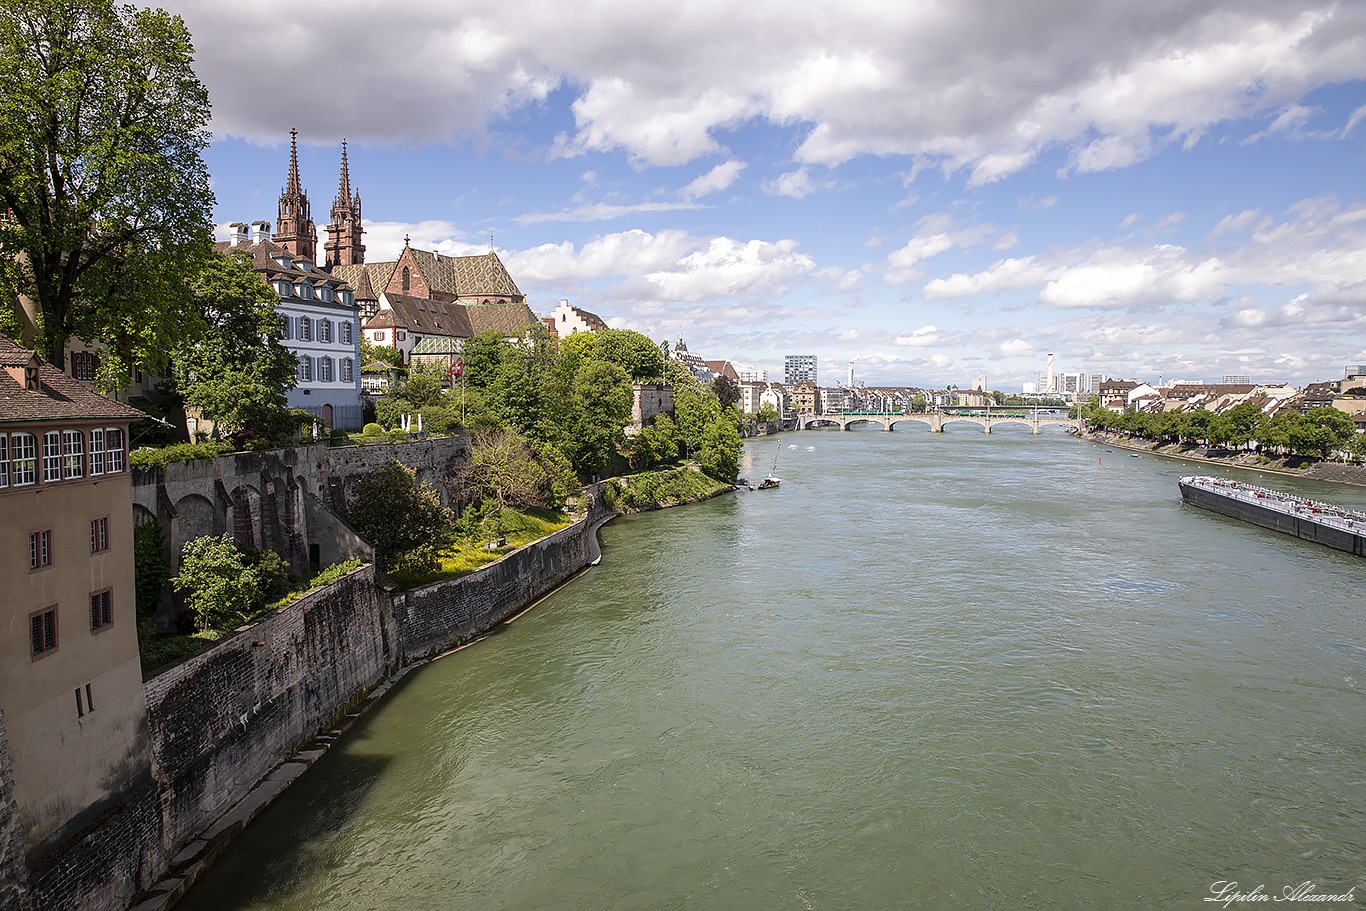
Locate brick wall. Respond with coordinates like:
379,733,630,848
144,565,389,851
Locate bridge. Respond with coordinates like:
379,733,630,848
795,411,1080,434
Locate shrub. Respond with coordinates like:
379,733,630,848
419,405,454,433
172,534,260,631
133,519,170,623
362,422,383,437
348,459,452,571
130,441,232,472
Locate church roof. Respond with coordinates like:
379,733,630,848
368,292,474,338
406,248,523,299
329,262,383,301
465,300,538,337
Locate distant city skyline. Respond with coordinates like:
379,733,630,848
166,0,1366,389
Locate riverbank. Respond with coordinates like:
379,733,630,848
1080,428,1366,487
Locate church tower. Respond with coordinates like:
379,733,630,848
324,139,365,268
275,129,317,262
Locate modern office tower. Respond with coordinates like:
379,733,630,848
785,354,817,386
1221,375,1252,385
971,375,986,391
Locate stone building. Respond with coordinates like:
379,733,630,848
0,333,150,863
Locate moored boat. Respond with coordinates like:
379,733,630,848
1178,475,1366,557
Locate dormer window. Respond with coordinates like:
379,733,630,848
24,361,39,390
276,280,292,297
296,282,313,300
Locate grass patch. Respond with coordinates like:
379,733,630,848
388,507,574,589
604,467,731,513
139,559,366,677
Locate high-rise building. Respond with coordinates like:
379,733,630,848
971,375,986,392
1221,374,1251,385
785,354,817,386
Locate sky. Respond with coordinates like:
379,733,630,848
163,0,1366,391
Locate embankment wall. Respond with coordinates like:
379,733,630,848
5,483,616,910
144,564,389,852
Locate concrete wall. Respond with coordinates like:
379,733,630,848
144,564,389,852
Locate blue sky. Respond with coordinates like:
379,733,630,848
167,0,1366,390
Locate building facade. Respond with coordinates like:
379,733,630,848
785,354,817,386
0,334,149,858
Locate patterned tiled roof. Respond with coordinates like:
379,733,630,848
410,336,463,355
465,301,538,337
408,249,523,299
0,334,145,423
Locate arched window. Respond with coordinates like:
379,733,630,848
401,266,410,291
341,321,352,344
319,319,332,343
298,317,311,341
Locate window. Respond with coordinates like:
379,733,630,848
319,319,332,343
282,315,292,340
374,331,385,342
341,322,352,344
105,428,124,473
75,683,94,717
24,362,39,390
298,355,312,382
318,357,333,382
401,266,410,291
90,589,112,631
396,331,406,342
11,433,35,485
89,429,105,476
43,431,62,482
29,529,52,570
30,607,57,658
90,517,108,553
63,429,84,479
298,317,312,341
342,358,353,382
276,280,292,298
72,351,97,381
0,434,7,488
296,282,313,300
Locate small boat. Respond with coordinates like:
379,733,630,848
1129,453,1140,458
759,438,781,489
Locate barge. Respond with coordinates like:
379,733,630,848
1178,475,1366,557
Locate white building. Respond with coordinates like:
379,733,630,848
219,223,364,430
547,299,608,337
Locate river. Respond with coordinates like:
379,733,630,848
178,427,1365,910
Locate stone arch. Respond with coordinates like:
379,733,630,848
229,484,262,551
172,493,221,571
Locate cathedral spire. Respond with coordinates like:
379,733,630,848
334,139,352,208
276,127,316,261
325,138,365,269
286,128,302,197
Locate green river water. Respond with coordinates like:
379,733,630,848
178,428,1365,910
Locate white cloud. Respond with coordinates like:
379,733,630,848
885,217,993,283
763,167,822,199
923,256,1055,300
167,0,1366,178
894,326,939,347
645,237,816,302
680,160,746,199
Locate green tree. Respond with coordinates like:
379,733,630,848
454,428,576,511
174,251,296,438
400,373,444,409
0,0,214,375
562,360,632,475
347,459,451,571
133,518,170,622
360,335,402,367
712,374,740,411
172,534,258,631
698,412,742,482
757,402,780,426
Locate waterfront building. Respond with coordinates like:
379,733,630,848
0,333,150,857
671,338,715,383
790,380,821,415
784,354,817,386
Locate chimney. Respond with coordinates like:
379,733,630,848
252,220,272,244
229,222,249,246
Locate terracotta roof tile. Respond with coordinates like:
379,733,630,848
0,335,144,424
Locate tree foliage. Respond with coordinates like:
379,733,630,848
1083,401,1357,459
174,251,296,438
0,0,214,375
453,427,576,511
347,459,451,571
